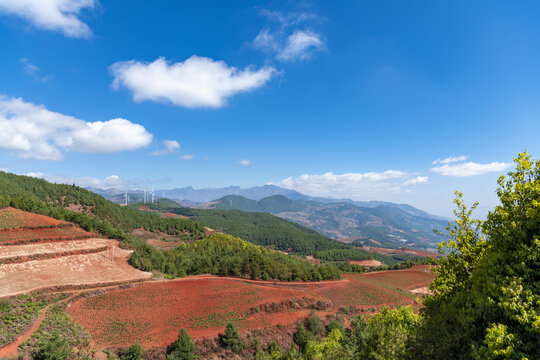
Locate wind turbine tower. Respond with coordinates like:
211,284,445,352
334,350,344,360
143,188,147,204
151,187,155,204
124,192,129,206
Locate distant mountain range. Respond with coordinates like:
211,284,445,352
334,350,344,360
195,195,447,250
88,185,448,250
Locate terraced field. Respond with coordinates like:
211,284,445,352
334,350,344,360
68,266,435,348
0,208,152,298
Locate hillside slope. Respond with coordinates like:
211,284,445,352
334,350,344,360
0,171,205,240
141,203,404,265
199,195,447,249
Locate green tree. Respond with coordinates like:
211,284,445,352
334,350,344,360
293,323,311,352
468,152,540,359
412,191,488,360
220,322,243,353
350,307,419,360
119,344,144,360
414,152,540,360
166,329,194,360
326,319,344,336
306,312,324,336
304,328,349,360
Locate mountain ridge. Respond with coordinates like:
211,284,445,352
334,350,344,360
196,194,448,250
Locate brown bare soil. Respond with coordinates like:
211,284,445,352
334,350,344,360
367,247,439,258
0,209,153,299
349,259,383,268
0,246,152,298
0,238,109,262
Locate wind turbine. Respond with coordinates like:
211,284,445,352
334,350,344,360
143,188,147,204
124,192,129,206
151,187,155,203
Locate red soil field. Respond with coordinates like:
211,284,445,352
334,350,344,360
360,266,436,291
0,226,94,244
0,208,64,229
68,267,435,349
367,247,439,258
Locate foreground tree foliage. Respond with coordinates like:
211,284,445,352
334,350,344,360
413,152,540,360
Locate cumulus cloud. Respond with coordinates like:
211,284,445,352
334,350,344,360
272,170,427,199
25,172,126,189
238,159,252,167
110,56,276,108
403,176,428,186
432,155,468,165
430,161,512,177
253,9,324,61
180,154,193,160
0,0,96,38
0,95,152,160
151,140,180,156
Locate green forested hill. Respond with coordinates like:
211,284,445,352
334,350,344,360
142,204,402,265
0,171,205,238
131,233,364,281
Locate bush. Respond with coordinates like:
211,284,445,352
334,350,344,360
306,312,324,336
166,329,194,360
119,344,144,360
219,322,243,353
31,332,70,360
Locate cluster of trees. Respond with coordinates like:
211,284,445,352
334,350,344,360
129,233,364,281
314,248,399,265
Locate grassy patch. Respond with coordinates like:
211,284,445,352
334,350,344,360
0,293,66,348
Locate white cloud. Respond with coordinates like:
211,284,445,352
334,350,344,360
180,154,193,160
25,172,126,189
110,56,276,108
403,176,428,186
272,170,427,199
70,119,152,153
432,155,468,165
0,0,96,38
151,140,180,156
238,159,251,166
254,9,324,62
277,30,323,61
21,58,53,82
430,161,512,177
0,95,152,160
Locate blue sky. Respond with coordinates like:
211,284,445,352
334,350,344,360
0,1,538,217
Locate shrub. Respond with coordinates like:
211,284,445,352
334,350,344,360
219,322,243,353
166,329,194,360
119,344,144,360
31,332,70,360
